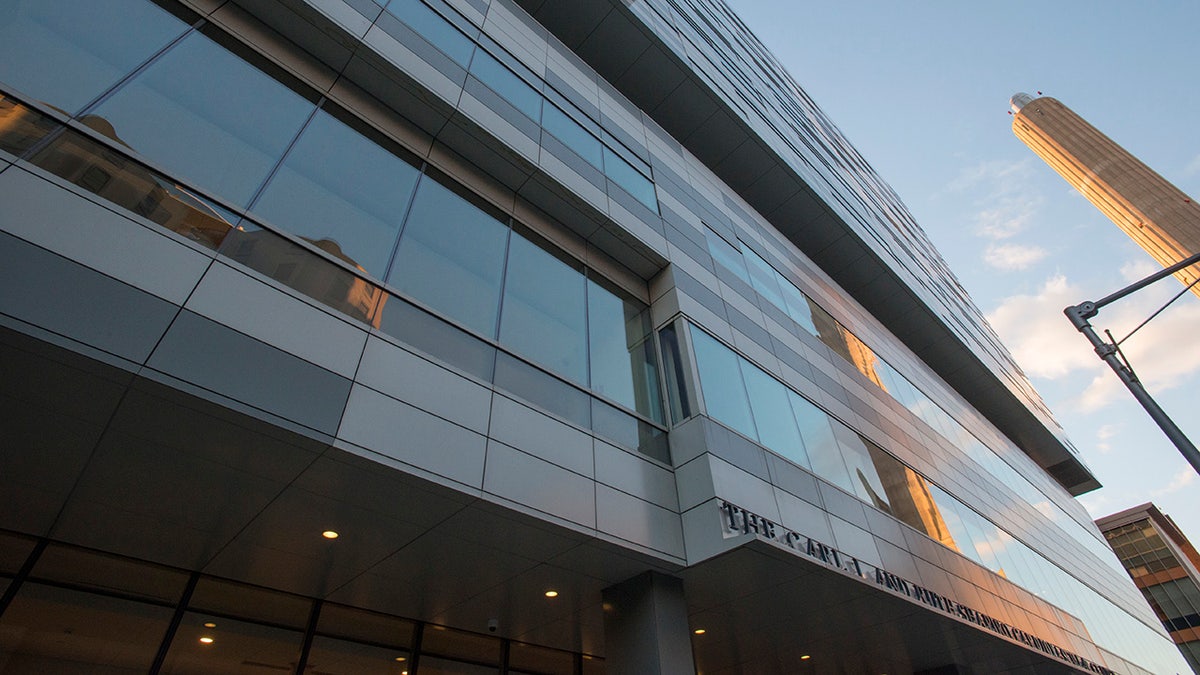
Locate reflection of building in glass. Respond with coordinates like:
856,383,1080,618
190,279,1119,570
223,229,388,329
1011,93,1200,297
0,1,1190,673
1098,504,1200,672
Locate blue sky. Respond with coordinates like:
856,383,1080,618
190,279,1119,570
724,1,1200,541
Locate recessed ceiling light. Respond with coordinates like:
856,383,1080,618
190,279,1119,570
199,637,215,644
693,628,706,635
394,657,406,662
203,622,216,628
322,530,339,539
800,655,811,660
544,590,558,598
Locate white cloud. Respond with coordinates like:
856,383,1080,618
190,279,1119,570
986,274,1096,379
983,242,1048,271
1151,466,1197,497
1073,290,1200,412
986,268,1200,414
1095,424,1118,454
945,160,1043,237
975,202,1037,240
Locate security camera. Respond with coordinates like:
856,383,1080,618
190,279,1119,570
487,619,499,633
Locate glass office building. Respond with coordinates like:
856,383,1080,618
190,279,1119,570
1098,504,1200,673
0,0,1188,672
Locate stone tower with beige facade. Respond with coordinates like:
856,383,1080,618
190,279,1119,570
1011,92,1200,297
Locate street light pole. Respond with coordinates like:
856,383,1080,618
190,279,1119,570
1064,251,1200,476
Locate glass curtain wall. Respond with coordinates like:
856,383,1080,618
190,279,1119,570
0,0,666,448
704,228,1124,572
686,322,1172,666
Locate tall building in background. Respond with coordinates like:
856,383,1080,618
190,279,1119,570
1098,504,1200,673
1010,92,1200,297
0,1,1189,673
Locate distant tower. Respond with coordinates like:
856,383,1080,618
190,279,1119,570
1011,92,1200,297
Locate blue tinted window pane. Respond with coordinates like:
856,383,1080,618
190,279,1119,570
602,147,657,211
0,97,59,156
831,422,890,510
221,224,387,324
499,234,588,384
388,177,508,338
741,246,785,310
787,390,853,492
741,365,808,467
704,231,751,285
689,326,756,439
928,485,982,564
493,353,590,429
469,51,541,121
376,298,496,382
32,128,235,250
250,111,419,277
587,280,662,423
384,0,474,66
0,0,188,114
541,104,602,168
89,31,315,206
779,282,819,336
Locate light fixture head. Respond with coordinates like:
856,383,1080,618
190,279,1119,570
322,530,339,539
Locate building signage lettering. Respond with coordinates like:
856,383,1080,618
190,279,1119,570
719,501,1114,675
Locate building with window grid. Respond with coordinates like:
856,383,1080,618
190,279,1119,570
0,0,1189,673
1098,504,1200,672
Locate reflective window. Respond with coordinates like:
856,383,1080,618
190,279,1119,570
494,352,591,429
742,246,786,310
377,297,498,382
742,365,807,467
587,279,661,423
788,390,852,492
704,229,751,285
689,327,756,439
469,51,541,121
388,177,509,337
384,0,475,67
32,128,236,250
222,223,389,326
0,0,189,114
88,30,316,206
249,109,420,277
831,422,889,510
541,103,602,168
779,278,819,336
658,322,693,423
499,233,588,384
602,147,657,211
0,96,59,157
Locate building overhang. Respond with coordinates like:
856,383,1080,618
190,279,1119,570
513,0,1099,495
1,325,1110,672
